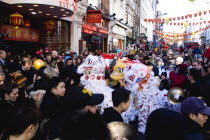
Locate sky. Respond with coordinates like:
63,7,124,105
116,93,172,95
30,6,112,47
158,0,210,17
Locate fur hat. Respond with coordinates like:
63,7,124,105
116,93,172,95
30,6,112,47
43,67,58,79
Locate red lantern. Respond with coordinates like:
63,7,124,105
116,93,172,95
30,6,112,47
177,17,180,20
198,12,202,16
193,23,195,25
23,19,30,27
208,21,210,24
189,23,191,26
170,22,172,25
194,13,197,17
188,14,192,18
173,17,176,21
181,23,183,26
178,23,180,26
204,11,207,15
174,23,176,25
169,18,172,21
44,20,54,34
144,19,148,22
204,21,206,24
185,15,188,19
200,22,202,25
181,16,184,20
10,12,23,29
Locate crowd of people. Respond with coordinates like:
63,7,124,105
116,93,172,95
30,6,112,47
0,44,210,140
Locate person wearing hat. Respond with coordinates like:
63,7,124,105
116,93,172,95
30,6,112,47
159,72,169,91
64,86,104,114
181,97,210,139
143,56,150,65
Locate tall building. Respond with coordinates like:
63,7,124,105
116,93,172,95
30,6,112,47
140,0,159,42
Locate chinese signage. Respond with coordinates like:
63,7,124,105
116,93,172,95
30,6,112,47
86,10,102,23
98,29,108,34
82,24,97,31
1,25,40,42
82,24,108,35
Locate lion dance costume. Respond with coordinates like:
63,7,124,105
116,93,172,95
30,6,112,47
77,55,113,113
111,58,179,133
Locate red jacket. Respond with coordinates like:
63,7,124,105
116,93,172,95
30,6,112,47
170,71,188,89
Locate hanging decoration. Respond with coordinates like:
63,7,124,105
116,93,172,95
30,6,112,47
10,12,23,29
23,19,30,27
155,25,210,37
144,20,210,27
143,9,210,23
44,20,54,34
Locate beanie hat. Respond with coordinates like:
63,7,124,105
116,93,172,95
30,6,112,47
161,72,167,78
11,73,27,88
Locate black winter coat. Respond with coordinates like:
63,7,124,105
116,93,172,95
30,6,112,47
40,92,65,140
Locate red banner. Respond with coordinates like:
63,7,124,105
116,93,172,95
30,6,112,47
86,10,102,23
0,25,40,42
98,29,108,34
82,28,93,34
82,24,97,31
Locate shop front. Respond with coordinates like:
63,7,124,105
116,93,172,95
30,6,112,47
112,24,127,51
81,24,108,55
126,29,134,47
0,0,75,54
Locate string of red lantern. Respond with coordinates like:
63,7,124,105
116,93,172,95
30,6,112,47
155,24,210,37
145,19,210,26
144,9,210,23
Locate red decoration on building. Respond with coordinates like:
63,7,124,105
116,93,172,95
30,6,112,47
10,13,23,29
98,29,108,34
23,20,30,27
0,25,40,42
86,10,102,23
44,20,54,34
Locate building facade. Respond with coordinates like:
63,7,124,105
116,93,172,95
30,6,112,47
0,0,75,53
0,0,159,54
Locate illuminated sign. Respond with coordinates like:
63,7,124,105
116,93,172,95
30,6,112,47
86,10,102,23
